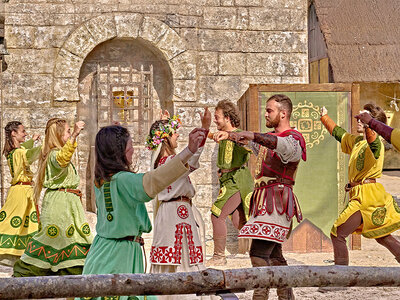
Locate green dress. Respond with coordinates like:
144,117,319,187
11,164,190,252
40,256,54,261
211,135,254,218
79,171,156,300
13,140,93,276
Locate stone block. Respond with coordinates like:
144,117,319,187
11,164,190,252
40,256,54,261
6,49,57,74
5,13,48,26
219,53,246,75
203,7,238,29
115,13,143,38
156,27,186,60
139,16,169,46
53,78,80,102
198,52,218,76
237,7,249,30
265,0,307,9
220,0,234,6
193,184,218,209
281,76,307,84
49,13,76,26
248,7,291,31
198,76,243,105
175,106,205,128
54,48,85,78
247,53,301,76
190,161,213,185
63,25,98,58
33,26,74,48
290,9,307,31
29,107,76,128
243,31,307,53
235,0,262,6
2,108,33,128
179,28,199,51
173,80,197,102
5,26,35,48
11,74,53,107
85,14,117,45
170,51,196,80
199,29,243,52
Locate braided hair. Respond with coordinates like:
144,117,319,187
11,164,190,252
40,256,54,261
94,125,132,186
149,120,176,169
3,121,22,157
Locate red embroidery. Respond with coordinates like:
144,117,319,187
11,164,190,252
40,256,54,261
239,221,289,243
150,223,203,265
177,205,189,219
167,186,172,193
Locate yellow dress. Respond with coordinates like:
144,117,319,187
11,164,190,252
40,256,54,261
0,140,41,260
331,133,400,238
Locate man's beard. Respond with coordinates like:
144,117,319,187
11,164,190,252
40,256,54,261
265,114,280,128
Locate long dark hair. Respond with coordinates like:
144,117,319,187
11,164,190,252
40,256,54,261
3,121,22,157
94,125,132,186
149,120,176,169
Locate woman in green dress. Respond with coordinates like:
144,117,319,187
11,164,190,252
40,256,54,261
13,118,93,276
79,125,206,300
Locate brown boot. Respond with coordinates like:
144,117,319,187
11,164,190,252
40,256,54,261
270,258,295,300
206,237,227,266
250,256,270,300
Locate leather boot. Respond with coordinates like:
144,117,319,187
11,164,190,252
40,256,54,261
270,258,295,300
206,236,227,266
250,256,270,300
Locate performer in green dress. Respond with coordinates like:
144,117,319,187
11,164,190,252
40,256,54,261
79,125,206,300
207,100,254,266
13,118,93,276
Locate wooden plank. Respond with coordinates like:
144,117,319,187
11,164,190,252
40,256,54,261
351,83,361,135
258,83,353,92
248,85,260,177
310,61,319,83
319,58,330,83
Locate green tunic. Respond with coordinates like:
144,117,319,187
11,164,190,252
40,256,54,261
80,171,155,300
14,141,93,275
211,137,254,218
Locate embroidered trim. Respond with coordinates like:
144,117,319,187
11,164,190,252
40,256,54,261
239,221,290,243
224,141,234,164
66,224,75,238
23,240,91,266
30,211,38,223
217,186,227,200
150,222,203,265
356,144,367,171
80,223,91,236
0,232,37,250
371,207,386,226
7,149,16,177
46,225,60,238
363,221,400,238
393,197,400,214
10,216,22,228
177,205,189,219
211,204,222,217
0,211,6,222
104,181,114,222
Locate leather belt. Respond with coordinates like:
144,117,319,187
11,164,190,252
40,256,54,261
121,235,144,246
255,178,295,188
217,167,240,177
13,182,33,186
345,178,376,192
53,188,83,200
168,196,192,205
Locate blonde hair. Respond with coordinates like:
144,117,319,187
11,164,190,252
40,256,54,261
34,118,67,204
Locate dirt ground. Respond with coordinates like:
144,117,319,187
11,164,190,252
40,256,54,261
1,171,400,299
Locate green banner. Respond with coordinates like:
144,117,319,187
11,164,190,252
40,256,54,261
259,92,350,237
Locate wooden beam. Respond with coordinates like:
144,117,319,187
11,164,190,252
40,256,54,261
3,266,400,299
257,83,353,92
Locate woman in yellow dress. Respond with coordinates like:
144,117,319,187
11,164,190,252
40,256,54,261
0,121,41,266
320,104,400,266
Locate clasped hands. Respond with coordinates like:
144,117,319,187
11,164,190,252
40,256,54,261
213,131,254,145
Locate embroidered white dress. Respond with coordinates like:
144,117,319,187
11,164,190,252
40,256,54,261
150,146,212,300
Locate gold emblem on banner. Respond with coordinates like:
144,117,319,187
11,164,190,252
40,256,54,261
290,100,327,149
113,90,134,121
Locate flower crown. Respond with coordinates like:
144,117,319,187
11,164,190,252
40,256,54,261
146,115,182,150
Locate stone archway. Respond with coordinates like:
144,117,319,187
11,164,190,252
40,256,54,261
52,13,196,103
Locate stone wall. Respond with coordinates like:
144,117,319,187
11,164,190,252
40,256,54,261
0,0,308,254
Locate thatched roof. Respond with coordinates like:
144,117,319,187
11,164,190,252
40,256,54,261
313,0,400,82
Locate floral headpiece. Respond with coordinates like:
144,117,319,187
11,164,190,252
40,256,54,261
146,115,182,150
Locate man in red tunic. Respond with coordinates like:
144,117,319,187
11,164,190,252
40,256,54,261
226,94,306,300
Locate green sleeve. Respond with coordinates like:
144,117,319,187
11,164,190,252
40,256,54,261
332,126,347,142
26,146,42,164
368,136,382,159
118,172,152,203
21,139,34,149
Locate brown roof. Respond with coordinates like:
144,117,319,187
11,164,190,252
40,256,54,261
313,0,400,82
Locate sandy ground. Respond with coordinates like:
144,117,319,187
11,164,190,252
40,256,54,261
1,172,400,299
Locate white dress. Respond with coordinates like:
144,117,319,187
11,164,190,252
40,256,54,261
150,146,212,300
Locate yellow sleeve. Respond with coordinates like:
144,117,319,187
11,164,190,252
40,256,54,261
142,155,189,198
10,149,28,184
391,129,400,152
56,140,77,168
341,133,361,154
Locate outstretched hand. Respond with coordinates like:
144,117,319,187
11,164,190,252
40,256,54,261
159,110,170,120
228,131,254,145
188,128,207,153
200,107,211,130
72,121,85,139
213,131,229,142
32,134,40,141
355,111,372,125
320,106,328,117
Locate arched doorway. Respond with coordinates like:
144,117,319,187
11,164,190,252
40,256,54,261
77,38,173,211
